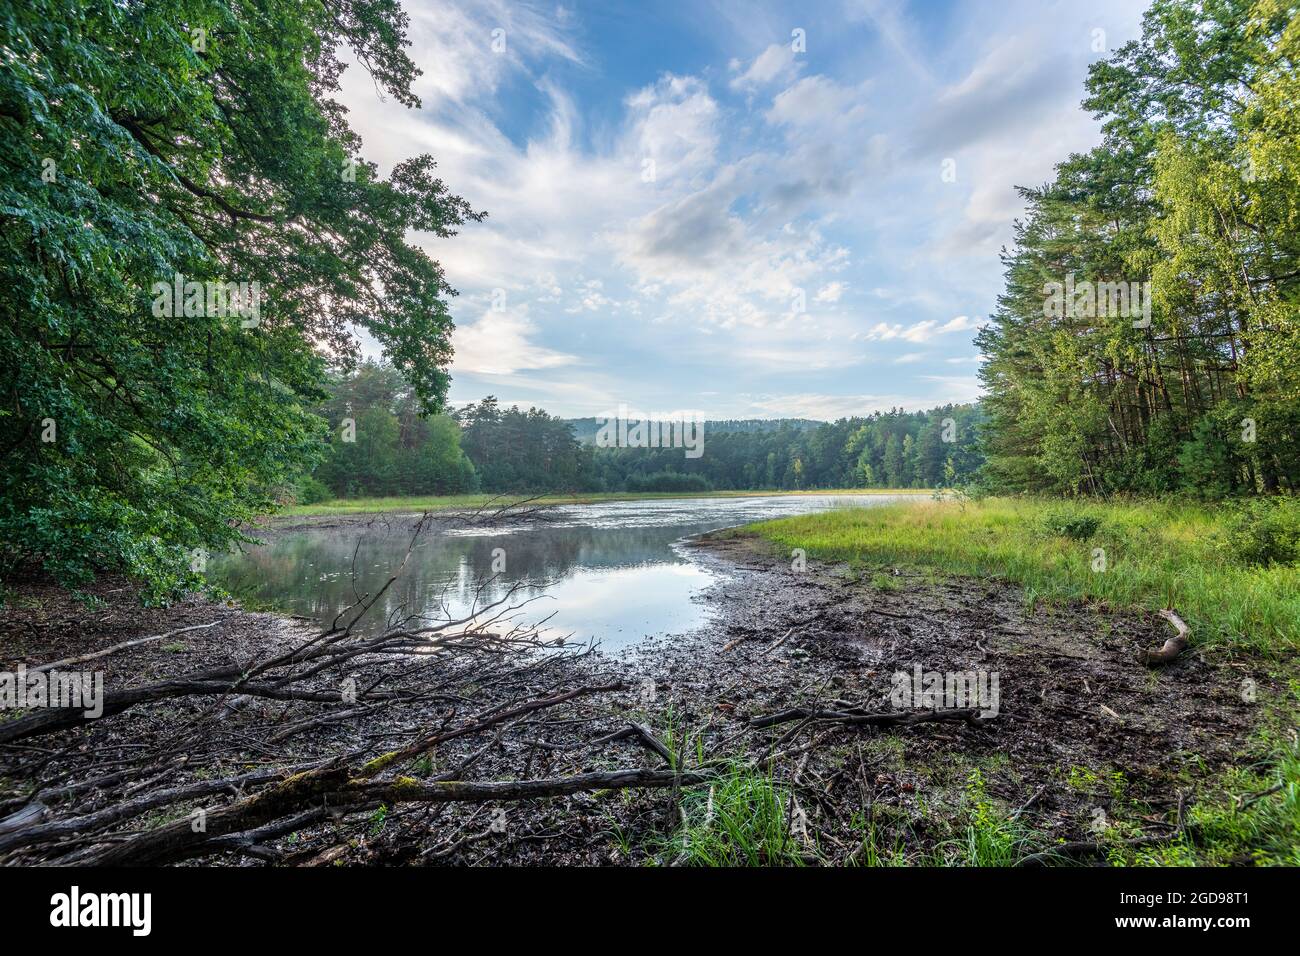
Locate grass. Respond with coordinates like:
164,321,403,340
278,487,924,517
1141,739,1300,866
746,496,1300,657
747,495,1300,866
662,762,808,866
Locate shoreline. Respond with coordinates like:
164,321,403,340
272,488,930,520
0,519,1274,866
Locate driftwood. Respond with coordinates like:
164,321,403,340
1139,609,1190,666
27,622,222,673
750,706,991,730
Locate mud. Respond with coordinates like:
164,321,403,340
0,528,1267,865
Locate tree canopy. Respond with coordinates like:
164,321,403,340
978,0,1300,496
1,0,482,594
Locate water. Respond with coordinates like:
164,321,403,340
209,495,914,651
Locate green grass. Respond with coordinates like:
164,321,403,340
942,768,1038,866
278,488,925,517
1142,740,1300,866
663,763,808,866
747,496,1300,657
748,495,1300,865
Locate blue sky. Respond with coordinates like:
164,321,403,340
340,0,1150,420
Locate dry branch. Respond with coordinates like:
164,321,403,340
1139,609,1190,666
750,706,991,730
28,622,222,673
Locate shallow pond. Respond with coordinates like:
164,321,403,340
209,495,916,651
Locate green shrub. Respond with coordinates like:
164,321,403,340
1038,506,1103,541
624,471,712,494
1218,497,1300,567
294,476,333,505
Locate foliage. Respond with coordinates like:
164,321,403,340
293,476,333,506
1039,506,1104,541
311,362,477,498
589,404,985,493
0,0,480,595
1216,496,1300,566
456,397,593,494
624,471,712,493
978,0,1300,498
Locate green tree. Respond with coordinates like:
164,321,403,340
1,0,482,594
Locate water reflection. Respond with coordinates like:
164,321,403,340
210,495,910,652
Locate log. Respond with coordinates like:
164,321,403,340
1139,609,1189,666
81,767,710,866
750,706,990,730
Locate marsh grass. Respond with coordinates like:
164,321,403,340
850,768,1036,866
664,762,807,867
750,497,1300,657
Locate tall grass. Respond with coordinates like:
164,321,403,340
665,763,808,866
749,497,1300,657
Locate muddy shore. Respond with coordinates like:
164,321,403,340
0,523,1265,865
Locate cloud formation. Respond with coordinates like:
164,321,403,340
336,0,1149,418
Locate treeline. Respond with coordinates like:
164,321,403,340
586,406,984,492
306,368,984,497
308,363,477,500
567,417,821,443
978,0,1300,497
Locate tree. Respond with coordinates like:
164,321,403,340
977,0,1300,497
0,0,482,594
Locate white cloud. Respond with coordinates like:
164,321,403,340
626,75,720,181
327,0,1147,417
729,43,801,93
814,281,846,303
452,309,577,375
766,76,865,128
861,315,979,343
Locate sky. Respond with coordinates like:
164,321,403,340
338,0,1151,421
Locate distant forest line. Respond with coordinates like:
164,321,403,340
300,362,984,500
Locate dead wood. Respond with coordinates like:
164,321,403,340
750,706,991,730
1139,609,1190,666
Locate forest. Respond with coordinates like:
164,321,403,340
977,0,1300,497
301,361,985,497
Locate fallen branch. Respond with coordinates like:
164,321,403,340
82,767,710,866
762,628,795,656
591,722,674,766
750,706,991,730
1139,609,1189,666
28,622,221,673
